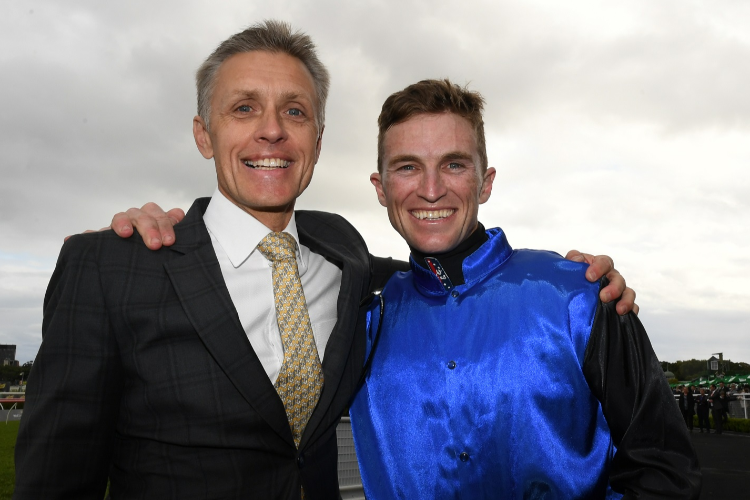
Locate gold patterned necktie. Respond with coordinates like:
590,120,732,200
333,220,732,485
257,231,324,448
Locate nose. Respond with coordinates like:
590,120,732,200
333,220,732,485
417,167,447,202
254,110,286,144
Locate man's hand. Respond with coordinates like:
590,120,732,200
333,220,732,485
111,203,185,250
565,250,638,316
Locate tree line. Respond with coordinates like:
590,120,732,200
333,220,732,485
662,358,750,382
0,361,33,386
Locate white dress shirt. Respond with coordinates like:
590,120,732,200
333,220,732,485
203,188,343,384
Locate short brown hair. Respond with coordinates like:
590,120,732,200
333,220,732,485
196,20,330,131
377,79,487,173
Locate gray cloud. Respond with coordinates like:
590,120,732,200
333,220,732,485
1,0,748,363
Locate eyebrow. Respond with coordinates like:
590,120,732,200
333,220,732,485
228,90,311,104
387,151,475,167
388,154,421,167
228,90,262,101
441,151,474,163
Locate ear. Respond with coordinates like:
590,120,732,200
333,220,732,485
370,172,388,207
478,167,496,204
314,125,325,163
193,116,214,159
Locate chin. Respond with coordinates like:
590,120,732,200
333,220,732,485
406,237,457,255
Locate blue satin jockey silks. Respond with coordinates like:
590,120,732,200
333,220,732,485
350,227,622,499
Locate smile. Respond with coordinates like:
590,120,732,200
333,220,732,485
410,209,455,220
243,158,290,170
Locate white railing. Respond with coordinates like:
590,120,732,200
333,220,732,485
0,391,25,411
337,416,365,499
730,394,750,419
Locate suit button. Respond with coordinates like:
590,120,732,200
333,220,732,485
298,453,305,468
447,360,456,370
451,290,460,298
459,452,469,462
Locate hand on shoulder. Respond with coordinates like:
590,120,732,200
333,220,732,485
565,250,638,316
66,202,185,250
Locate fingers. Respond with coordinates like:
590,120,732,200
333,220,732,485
125,205,165,250
564,250,607,281
158,208,185,246
598,266,624,302
145,205,183,247
584,254,614,282
116,202,180,249
165,207,186,226
564,249,586,263
615,287,638,316
141,203,179,247
111,212,134,238
154,214,176,246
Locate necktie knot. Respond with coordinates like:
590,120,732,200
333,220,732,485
257,232,297,262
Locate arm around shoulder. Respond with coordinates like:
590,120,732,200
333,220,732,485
14,235,123,500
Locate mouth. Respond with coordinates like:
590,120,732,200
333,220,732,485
243,158,290,170
410,209,455,221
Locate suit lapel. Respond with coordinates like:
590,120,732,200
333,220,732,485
164,199,294,446
296,214,367,448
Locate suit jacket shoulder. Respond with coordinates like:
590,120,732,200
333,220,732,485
295,210,409,292
295,210,368,262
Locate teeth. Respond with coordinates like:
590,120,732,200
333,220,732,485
411,209,455,220
243,158,290,169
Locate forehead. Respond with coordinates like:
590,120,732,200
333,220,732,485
382,112,478,162
212,50,317,106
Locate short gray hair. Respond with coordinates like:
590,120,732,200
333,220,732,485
196,20,330,131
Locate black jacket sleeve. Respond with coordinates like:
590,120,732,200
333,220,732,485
14,236,123,499
582,298,701,499
369,255,409,292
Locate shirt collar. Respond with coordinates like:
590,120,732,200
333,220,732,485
203,188,308,275
410,227,514,296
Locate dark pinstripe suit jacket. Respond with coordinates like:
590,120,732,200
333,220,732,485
14,197,403,500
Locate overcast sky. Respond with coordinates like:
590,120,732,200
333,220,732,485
1,0,748,370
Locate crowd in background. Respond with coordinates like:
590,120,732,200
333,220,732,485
674,382,750,435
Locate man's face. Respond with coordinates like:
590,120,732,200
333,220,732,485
371,112,495,254
193,51,322,230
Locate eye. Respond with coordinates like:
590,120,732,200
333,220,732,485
397,164,416,171
236,104,252,113
447,162,463,170
287,108,303,117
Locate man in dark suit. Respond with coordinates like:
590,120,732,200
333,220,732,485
718,381,730,423
15,20,633,500
15,20,404,500
696,387,710,432
708,384,724,434
678,385,695,431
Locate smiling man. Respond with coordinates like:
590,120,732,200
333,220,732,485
348,79,701,499
14,21,408,500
